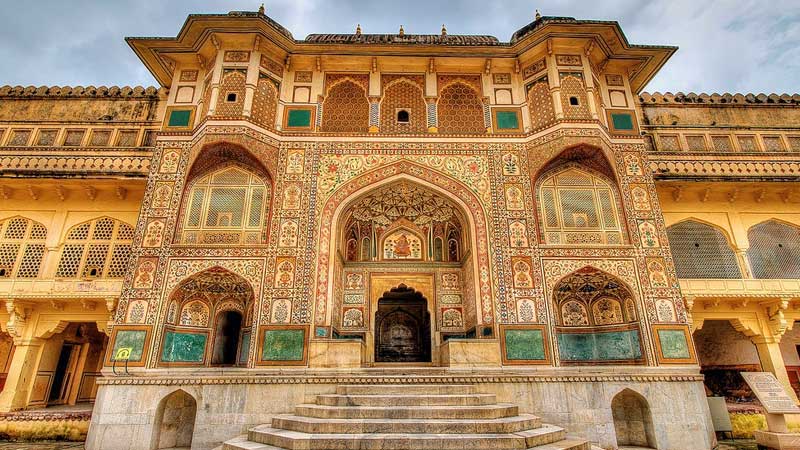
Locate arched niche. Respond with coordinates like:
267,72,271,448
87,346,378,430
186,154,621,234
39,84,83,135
747,219,800,279
152,389,197,449
666,219,742,279
533,145,627,246
177,144,273,245
611,389,656,448
161,267,254,367
553,267,645,364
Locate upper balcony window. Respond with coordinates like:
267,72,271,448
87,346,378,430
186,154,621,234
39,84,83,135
747,220,800,279
666,220,741,279
0,217,47,278
56,217,134,279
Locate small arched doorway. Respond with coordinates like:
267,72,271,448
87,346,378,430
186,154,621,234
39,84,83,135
211,310,243,365
153,389,197,450
611,389,656,449
374,285,431,363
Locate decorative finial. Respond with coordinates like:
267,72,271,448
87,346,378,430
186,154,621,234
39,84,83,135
535,9,541,20
356,24,362,36
399,25,405,37
441,24,447,36
258,3,265,14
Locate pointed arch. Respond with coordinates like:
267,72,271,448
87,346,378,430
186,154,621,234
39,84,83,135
437,78,485,134
380,76,427,134
611,388,656,448
178,143,273,245
0,216,48,278
534,146,626,245
321,75,370,133
553,267,644,364
315,160,494,329
55,217,133,279
666,219,742,279
163,267,254,367
152,389,197,450
747,219,800,279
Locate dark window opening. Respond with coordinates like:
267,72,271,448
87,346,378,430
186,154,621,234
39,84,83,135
569,96,580,106
397,110,410,124
212,310,243,365
0,268,7,277
226,93,237,102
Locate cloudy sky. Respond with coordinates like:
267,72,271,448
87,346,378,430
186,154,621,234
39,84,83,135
1,0,798,94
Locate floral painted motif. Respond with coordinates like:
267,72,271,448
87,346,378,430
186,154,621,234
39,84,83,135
638,221,660,248
142,219,166,248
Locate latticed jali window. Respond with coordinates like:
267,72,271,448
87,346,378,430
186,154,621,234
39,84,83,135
182,166,269,245
437,82,485,135
56,217,133,279
320,78,370,133
538,167,623,245
0,217,47,278
747,220,800,279
666,220,742,279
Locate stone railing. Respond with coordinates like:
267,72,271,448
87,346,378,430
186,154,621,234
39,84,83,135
679,278,800,300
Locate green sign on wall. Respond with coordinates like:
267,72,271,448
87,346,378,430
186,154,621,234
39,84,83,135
504,328,546,361
262,329,305,361
658,329,691,359
161,331,207,363
112,330,146,362
611,112,634,131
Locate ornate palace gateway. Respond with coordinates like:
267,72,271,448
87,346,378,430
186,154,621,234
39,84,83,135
2,6,800,450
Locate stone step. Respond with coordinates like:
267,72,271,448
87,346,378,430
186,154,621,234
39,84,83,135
316,393,497,406
515,425,567,447
335,384,475,395
222,435,276,450
294,403,519,420
530,439,592,450
248,427,533,450
271,413,542,434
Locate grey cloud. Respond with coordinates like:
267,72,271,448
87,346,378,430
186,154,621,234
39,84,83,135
0,0,797,93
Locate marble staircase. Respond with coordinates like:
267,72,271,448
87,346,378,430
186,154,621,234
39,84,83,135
223,384,590,450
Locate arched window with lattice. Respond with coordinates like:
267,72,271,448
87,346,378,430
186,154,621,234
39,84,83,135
536,165,624,245
320,75,370,133
180,166,270,245
666,220,742,279
437,78,486,135
747,220,800,279
380,76,427,134
56,217,133,279
251,73,279,128
0,217,47,278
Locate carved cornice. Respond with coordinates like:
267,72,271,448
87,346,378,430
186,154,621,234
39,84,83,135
97,373,704,386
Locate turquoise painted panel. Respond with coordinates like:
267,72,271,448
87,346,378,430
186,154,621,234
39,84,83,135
161,331,207,363
558,329,642,361
168,109,192,127
504,329,546,360
112,330,146,362
611,113,634,130
262,329,305,361
658,329,691,359
315,326,329,338
239,331,251,365
287,109,312,128
496,111,519,130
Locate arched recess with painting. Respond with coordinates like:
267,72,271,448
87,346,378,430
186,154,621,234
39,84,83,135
533,145,628,246
160,267,254,367
175,143,274,246
552,267,645,365
315,163,494,365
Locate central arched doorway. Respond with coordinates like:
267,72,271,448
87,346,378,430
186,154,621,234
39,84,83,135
374,285,431,363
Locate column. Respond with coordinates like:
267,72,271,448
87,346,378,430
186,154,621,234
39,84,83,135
751,335,800,403
0,337,44,411
547,54,564,120
242,50,261,118
206,51,225,116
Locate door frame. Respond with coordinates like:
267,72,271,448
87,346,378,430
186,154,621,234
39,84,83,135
367,273,436,366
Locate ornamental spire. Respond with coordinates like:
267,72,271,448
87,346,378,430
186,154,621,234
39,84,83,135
535,9,541,20
399,25,405,37
356,24,362,36
258,3,265,14
441,24,447,36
